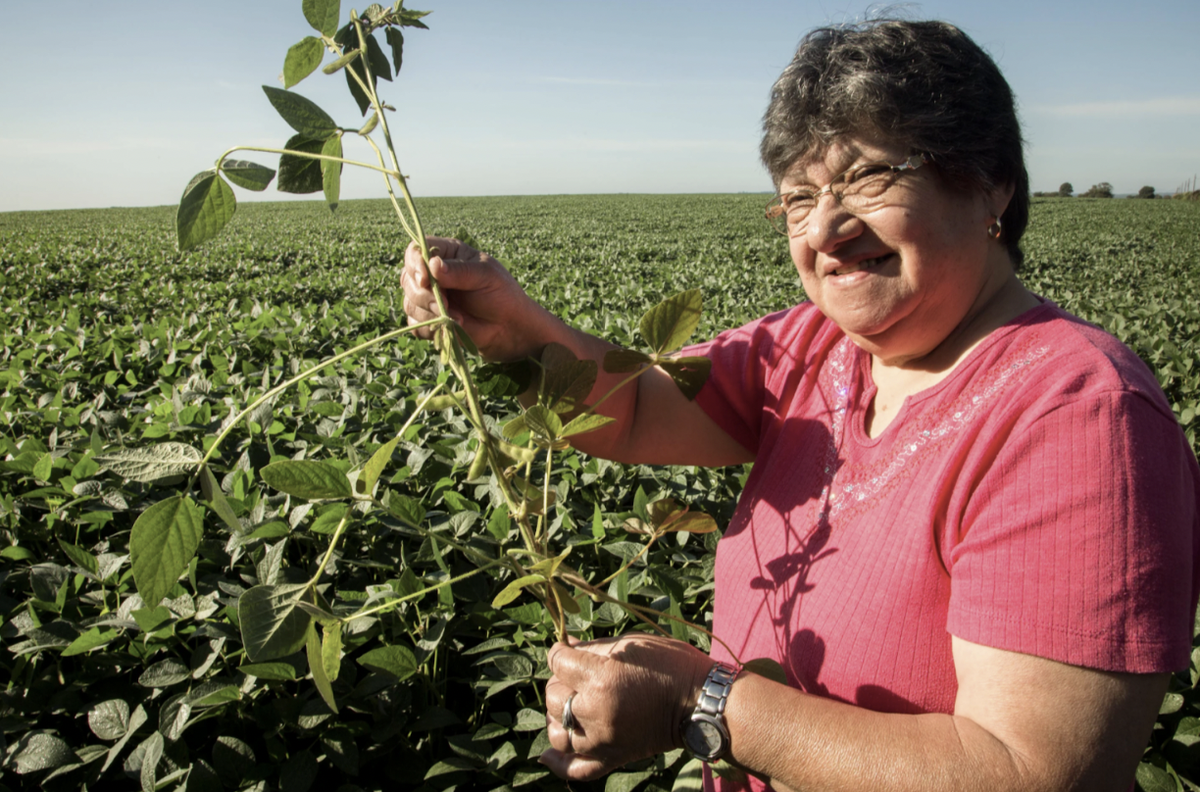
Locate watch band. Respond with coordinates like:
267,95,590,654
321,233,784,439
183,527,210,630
683,661,738,762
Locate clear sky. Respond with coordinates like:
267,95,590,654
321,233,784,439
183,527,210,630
2,0,1198,212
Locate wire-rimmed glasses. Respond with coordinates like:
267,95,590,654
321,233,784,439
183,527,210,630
765,153,930,236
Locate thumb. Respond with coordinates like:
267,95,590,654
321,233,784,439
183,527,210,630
426,253,498,293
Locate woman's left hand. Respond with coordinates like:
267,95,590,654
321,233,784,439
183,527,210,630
540,634,713,781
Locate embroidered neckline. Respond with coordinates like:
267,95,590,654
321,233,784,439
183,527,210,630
813,332,1051,527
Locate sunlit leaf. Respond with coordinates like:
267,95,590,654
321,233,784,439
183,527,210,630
130,495,203,608
561,412,615,438
61,626,118,657
672,758,705,792
640,289,703,355
284,36,325,88
220,159,276,191
360,434,401,495
97,441,202,483
358,644,418,680
10,732,77,775
262,85,338,139
177,171,235,251
307,623,338,713
662,511,717,534
491,575,546,609
302,0,341,36
200,464,242,534
238,583,311,662
57,539,98,576
88,700,131,741
261,460,352,500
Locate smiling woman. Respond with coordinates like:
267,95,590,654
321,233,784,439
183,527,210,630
401,17,1200,792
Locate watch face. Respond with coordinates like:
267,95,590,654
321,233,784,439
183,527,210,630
685,716,726,760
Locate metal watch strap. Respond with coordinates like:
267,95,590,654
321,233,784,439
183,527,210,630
684,661,738,762
696,662,737,721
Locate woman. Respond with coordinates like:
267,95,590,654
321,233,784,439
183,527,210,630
401,19,1200,792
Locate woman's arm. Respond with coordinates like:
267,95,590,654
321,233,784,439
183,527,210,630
400,238,752,466
541,635,1168,792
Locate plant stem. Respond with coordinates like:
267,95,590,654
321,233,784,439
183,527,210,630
192,318,445,481
347,557,507,621
215,146,397,179
307,511,352,588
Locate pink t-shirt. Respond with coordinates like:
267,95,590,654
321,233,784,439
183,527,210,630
690,300,1200,789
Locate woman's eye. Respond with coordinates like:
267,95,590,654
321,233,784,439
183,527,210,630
845,164,891,184
785,192,816,207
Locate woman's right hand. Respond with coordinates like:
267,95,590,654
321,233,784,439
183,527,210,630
400,237,559,362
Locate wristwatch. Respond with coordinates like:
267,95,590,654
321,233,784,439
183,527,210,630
682,661,738,762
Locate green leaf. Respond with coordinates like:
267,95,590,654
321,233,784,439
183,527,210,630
176,171,236,251
523,405,563,446
139,658,191,688
311,503,349,534
603,348,652,373
238,583,312,662
97,442,202,483
662,510,717,534
302,0,340,36
385,491,425,527
132,606,172,633
57,539,99,576
363,31,391,81
200,464,242,534
321,134,342,210
33,452,53,482
385,27,404,74
9,732,77,775
306,623,338,713
277,133,325,194
398,7,431,29
343,47,374,116
743,657,788,685
284,36,325,88
61,626,118,657
492,575,546,609
1136,762,1177,792
360,434,401,495
561,412,615,439
88,700,131,741
261,460,352,499
672,758,705,792
658,356,712,401
358,644,418,680
640,289,703,355
605,767,656,792
130,495,203,608
262,85,338,139
239,661,298,681
1,545,35,561
322,621,343,681
540,343,596,413
592,503,606,540
220,159,276,191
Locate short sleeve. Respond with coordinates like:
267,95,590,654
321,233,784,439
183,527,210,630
688,304,830,456
947,390,1200,673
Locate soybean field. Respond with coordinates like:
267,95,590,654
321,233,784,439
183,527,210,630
0,194,1197,792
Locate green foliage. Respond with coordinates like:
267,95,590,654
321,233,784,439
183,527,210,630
3,193,1198,790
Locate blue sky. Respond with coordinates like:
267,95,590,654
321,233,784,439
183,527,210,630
2,0,1197,212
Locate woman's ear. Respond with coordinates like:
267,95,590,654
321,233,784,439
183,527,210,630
990,181,1017,219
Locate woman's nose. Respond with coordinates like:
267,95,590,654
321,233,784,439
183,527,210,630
803,192,862,252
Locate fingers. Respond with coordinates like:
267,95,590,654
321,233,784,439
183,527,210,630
539,748,609,782
547,641,612,689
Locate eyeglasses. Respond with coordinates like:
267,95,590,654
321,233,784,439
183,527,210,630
765,153,930,236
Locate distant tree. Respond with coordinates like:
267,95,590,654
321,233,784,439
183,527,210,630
1058,182,1074,197
1081,182,1114,198
1137,185,1156,199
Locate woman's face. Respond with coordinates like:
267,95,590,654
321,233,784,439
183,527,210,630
782,137,1013,365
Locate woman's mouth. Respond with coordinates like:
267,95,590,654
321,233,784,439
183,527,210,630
830,253,893,277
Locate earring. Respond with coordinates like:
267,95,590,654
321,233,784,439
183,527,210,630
986,217,1002,240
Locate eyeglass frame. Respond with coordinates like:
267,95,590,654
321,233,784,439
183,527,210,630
764,152,931,236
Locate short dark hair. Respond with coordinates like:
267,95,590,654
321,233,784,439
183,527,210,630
761,19,1029,268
